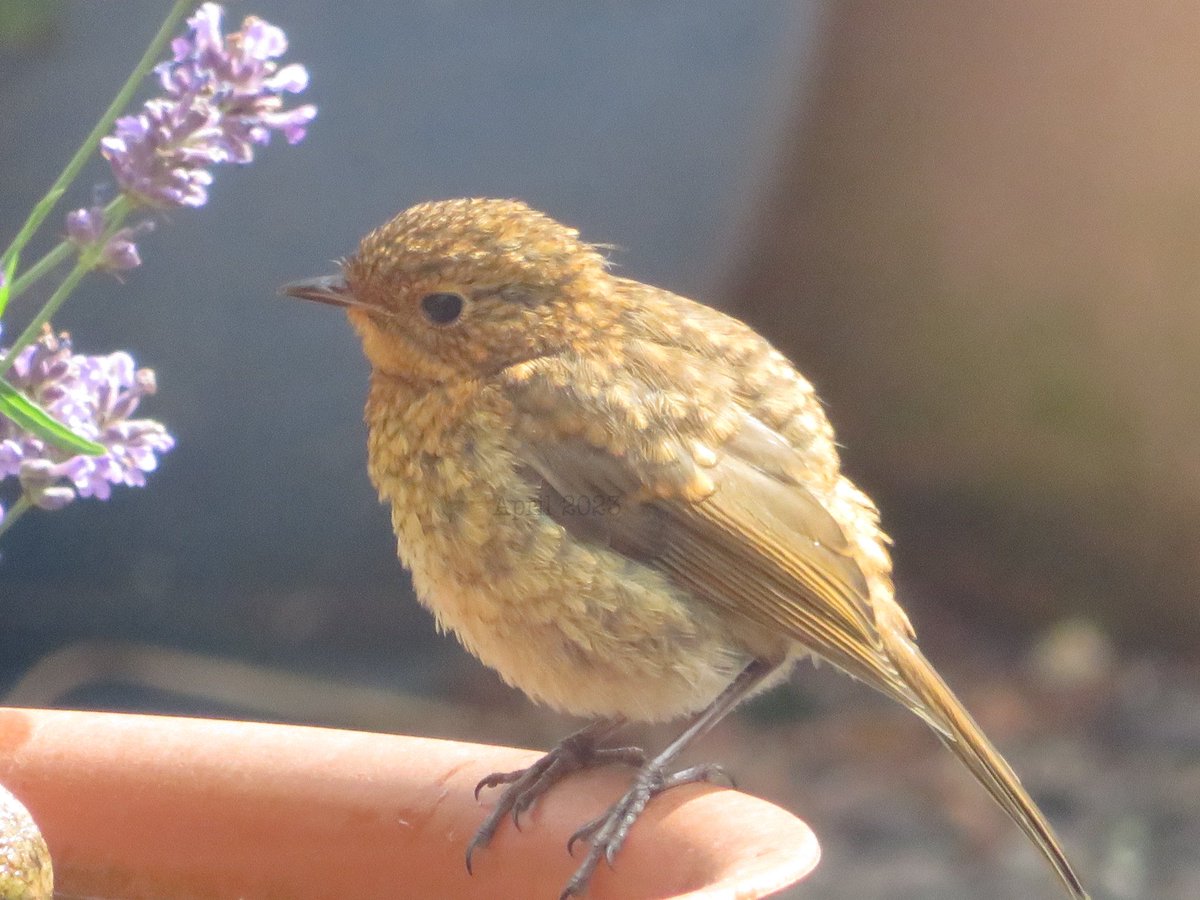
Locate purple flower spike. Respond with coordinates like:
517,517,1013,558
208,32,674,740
65,208,105,244
66,207,147,273
0,327,174,509
100,3,315,209
18,461,76,511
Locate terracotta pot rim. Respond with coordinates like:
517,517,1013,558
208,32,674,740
0,707,818,899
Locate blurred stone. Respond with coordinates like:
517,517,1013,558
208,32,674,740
0,783,51,900
1029,618,1116,692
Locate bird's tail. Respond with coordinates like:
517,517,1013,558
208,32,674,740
882,628,1089,900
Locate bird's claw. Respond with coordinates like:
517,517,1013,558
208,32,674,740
560,757,732,896
473,768,523,802
468,717,731,897
565,816,597,857
465,720,630,876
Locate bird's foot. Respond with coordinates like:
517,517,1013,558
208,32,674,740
559,761,733,899
466,720,642,874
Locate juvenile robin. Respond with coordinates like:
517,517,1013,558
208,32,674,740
283,198,1087,899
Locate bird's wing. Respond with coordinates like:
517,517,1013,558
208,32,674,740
501,351,1089,899
501,353,919,707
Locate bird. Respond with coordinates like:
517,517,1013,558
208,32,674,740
282,197,1088,899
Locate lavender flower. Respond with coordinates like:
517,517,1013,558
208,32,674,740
0,327,174,508
66,207,145,273
100,2,316,208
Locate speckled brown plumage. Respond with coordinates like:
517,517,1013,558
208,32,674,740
284,197,1087,899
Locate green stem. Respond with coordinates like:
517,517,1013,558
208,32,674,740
0,0,195,272
0,257,92,378
9,241,73,299
10,195,135,302
0,494,33,541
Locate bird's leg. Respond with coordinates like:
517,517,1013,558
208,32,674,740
467,716,640,873
560,659,780,900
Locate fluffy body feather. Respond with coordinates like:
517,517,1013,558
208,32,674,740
290,198,1086,898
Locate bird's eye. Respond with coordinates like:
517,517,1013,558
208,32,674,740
419,292,465,325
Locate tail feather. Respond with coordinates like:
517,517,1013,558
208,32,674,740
882,629,1089,900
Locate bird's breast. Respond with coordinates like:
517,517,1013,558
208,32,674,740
363,373,747,721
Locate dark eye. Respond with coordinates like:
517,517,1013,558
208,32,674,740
420,292,465,325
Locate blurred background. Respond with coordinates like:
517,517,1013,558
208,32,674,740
2,2,1199,897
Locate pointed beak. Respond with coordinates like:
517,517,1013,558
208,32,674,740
279,274,356,308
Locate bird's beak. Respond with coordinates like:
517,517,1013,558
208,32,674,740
279,274,358,308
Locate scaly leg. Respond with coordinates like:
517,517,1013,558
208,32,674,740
467,716,642,873
559,659,779,899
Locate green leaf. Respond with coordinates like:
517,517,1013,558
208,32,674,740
0,251,16,318
0,377,105,456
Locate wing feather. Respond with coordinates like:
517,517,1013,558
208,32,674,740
507,356,920,708
500,348,1087,899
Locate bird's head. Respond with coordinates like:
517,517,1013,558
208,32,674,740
283,198,614,383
